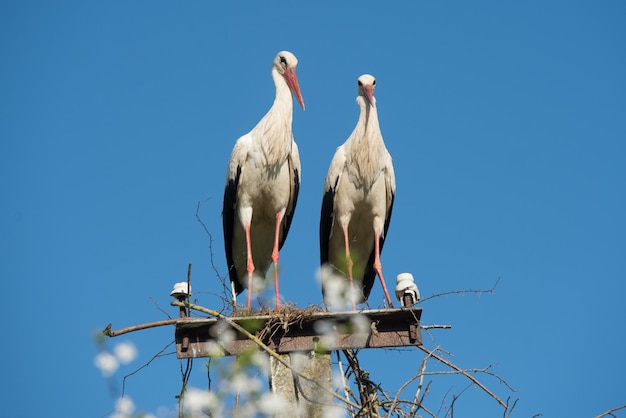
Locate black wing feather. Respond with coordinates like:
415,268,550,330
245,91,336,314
319,178,338,300
319,186,335,267
222,165,244,295
279,166,300,250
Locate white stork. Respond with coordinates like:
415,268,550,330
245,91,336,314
320,74,395,309
222,51,304,311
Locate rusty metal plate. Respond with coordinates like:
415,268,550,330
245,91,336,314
175,308,422,358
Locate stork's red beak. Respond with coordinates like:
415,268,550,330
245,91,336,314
364,85,375,107
283,68,305,110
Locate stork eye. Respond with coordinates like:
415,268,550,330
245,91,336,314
279,56,287,66
372,79,376,85
358,80,363,87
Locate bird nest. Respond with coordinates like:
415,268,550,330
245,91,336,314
229,304,328,342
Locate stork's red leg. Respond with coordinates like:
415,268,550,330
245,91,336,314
373,230,394,308
343,225,356,310
245,223,255,312
272,212,282,310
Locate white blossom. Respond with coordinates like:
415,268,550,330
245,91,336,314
250,352,270,376
322,404,348,418
333,370,346,391
349,313,370,334
318,265,361,310
183,388,222,417
227,373,262,395
114,341,138,364
94,351,119,377
111,396,135,417
257,392,288,415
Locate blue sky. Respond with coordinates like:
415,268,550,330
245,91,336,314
1,1,625,417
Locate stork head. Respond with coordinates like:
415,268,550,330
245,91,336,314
357,74,376,107
274,51,305,110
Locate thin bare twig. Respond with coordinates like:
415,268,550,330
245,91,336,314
385,348,433,417
405,364,516,393
419,277,500,304
503,397,519,418
447,384,472,418
343,350,370,416
121,341,176,397
417,345,508,409
195,200,230,299
150,296,173,320
595,404,626,418
412,350,432,416
416,381,436,418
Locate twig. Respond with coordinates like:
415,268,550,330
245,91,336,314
121,341,175,397
343,350,370,415
410,349,431,416
195,200,230,299
436,387,453,417
503,397,519,418
417,345,507,409
150,296,173,320
103,319,180,337
448,384,472,417
336,351,354,416
416,381,436,418
385,352,427,417
383,347,438,418
473,364,516,392
403,363,515,393
421,324,452,330
419,277,500,304
595,404,626,418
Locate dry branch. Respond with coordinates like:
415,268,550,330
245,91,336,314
386,347,434,417
595,404,626,418
421,324,452,330
102,319,180,337
417,345,508,409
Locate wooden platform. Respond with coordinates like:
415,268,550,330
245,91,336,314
175,307,422,358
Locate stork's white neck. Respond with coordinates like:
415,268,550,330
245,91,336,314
271,68,295,114
354,95,382,146
251,68,295,164
346,95,386,187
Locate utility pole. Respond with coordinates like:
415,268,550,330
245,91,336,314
175,308,422,415
270,351,332,418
